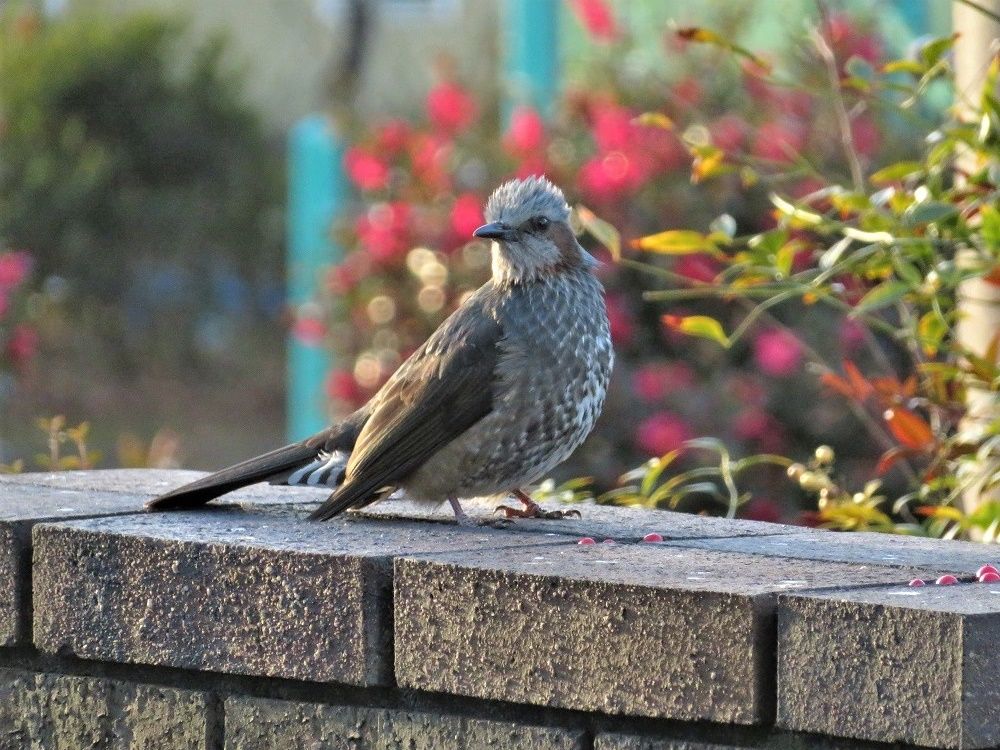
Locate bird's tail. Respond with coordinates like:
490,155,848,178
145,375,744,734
145,441,326,510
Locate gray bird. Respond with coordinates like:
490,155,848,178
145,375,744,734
147,176,613,523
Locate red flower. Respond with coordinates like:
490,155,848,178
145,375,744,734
0,251,32,289
344,148,389,192
0,290,7,318
409,133,452,193
742,498,783,523
636,411,693,456
450,193,484,240
753,328,803,377
838,318,866,352
592,102,634,151
671,77,702,108
568,0,618,42
6,324,37,364
504,106,545,154
426,82,477,135
674,254,719,284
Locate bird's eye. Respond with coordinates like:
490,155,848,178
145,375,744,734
532,216,550,231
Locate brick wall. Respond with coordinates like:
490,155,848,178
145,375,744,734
1,470,997,749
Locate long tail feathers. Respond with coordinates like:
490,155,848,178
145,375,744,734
146,441,321,510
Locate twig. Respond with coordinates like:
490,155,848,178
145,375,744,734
811,2,865,192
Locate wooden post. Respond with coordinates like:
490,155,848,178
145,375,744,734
286,114,345,441
952,1,1000,517
502,0,560,121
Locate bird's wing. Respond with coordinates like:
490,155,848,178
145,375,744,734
309,298,502,520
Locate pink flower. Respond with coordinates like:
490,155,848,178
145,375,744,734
356,202,411,266
409,133,452,193
632,362,696,402
568,0,618,41
752,121,806,164
592,103,634,151
326,369,360,403
375,119,412,155
604,294,635,346
344,148,389,192
292,315,326,346
504,106,545,154
0,290,8,319
450,193,484,239
838,318,866,352
0,251,32,289
426,82,477,135
753,328,803,377
636,411,693,456
6,324,37,364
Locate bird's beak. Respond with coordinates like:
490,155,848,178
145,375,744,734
473,222,515,242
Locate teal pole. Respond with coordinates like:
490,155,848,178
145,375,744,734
286,114,344,441
502,0,560,120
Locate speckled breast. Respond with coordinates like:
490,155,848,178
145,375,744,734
460,269,613,495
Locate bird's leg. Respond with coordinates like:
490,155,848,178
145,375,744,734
448,495,477,527
495,489,582,520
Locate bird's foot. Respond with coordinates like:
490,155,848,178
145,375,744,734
494,490,582,520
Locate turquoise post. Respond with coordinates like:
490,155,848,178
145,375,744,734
502,0,560,120
286,114,344,441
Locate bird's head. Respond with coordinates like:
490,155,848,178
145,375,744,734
474,176,596,285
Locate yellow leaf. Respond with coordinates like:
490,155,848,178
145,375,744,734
573,205,621,261
632,230,720,255
662,315,730,348
633,112,674,130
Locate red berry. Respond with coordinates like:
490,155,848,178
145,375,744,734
578,537,596,545
978,571,1000,583
977,564,998,578
642,532,664,543
908,579,925,587
601,538,616,544
935,575,959,586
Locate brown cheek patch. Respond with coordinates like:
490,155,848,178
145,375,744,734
550,223,583,267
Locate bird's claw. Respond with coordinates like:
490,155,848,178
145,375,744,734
493,502,582,520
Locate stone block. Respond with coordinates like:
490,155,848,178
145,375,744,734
394,542,930,723
667,531,998,578
778,583,1000,748
223,696,583,749
359,495,801,542
33,509,565,685
0,480,147,645
0,668,208,750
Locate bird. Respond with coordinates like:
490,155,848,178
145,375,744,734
146,175,614,523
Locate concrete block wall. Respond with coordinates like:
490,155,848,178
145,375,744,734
2,470,998,749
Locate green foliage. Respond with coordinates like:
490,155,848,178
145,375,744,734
0,9,282,363
614,30,1000,539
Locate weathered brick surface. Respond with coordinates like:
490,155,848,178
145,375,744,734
0,668,208,750
667,531,999,577
778,583,1000,749
359,496,800,541
33,509,566,685
224,696,584,749
594,732,881,749
394,543,930,724
0,480,149,645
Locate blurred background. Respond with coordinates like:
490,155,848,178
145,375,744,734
0,0,961,521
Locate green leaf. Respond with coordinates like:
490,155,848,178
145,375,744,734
882,59,925,76
852,280,910,314
869,161,924,184
661,315,730,347
919,33,959,69
981,205,1000,251
890,252,922,286
904,201,958,227
674,27,772,72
